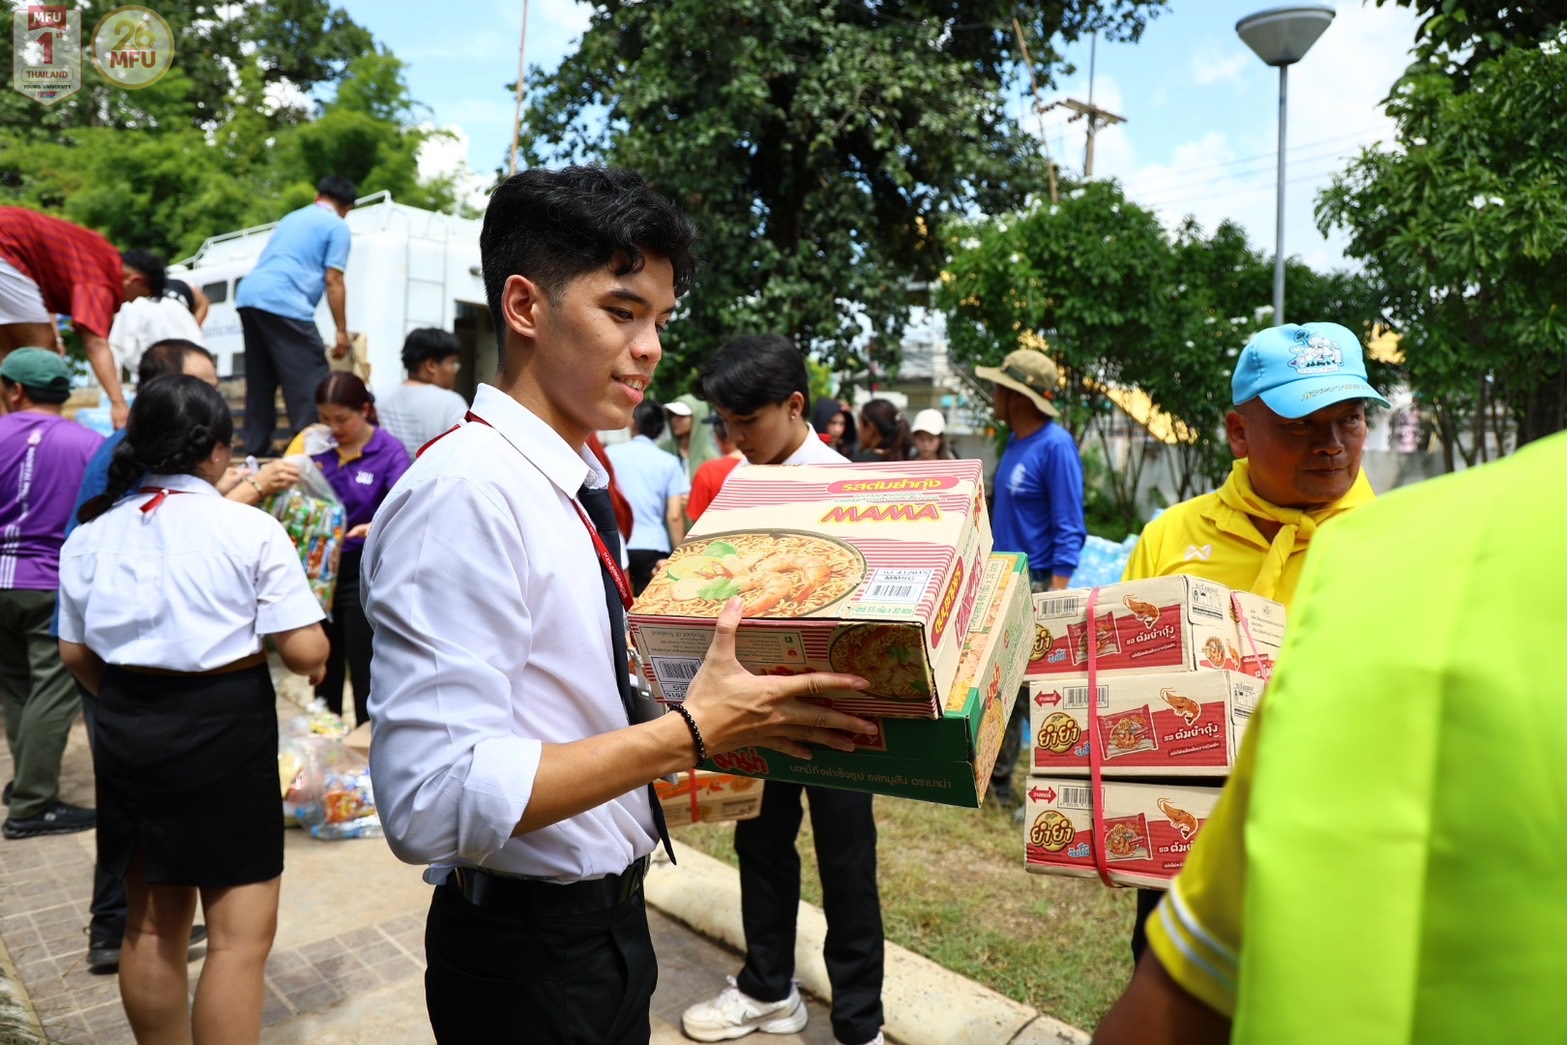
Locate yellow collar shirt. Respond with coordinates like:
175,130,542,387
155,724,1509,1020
1121,458,1374,609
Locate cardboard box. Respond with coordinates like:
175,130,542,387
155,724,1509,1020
654,770,764,827
1023,778,1222,888
704,553,1032,807
1029,670,1262,777
1023,576,1284,681
630,460,993,719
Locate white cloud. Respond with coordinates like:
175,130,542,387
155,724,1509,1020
1191,48,1250,87
417,123,491,212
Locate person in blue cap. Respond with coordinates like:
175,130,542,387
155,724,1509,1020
1118,320,1390,964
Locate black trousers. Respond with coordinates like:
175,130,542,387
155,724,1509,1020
990,686,1030,794
80,687,126,942
627,549,663,596
239,306,329,456
1130,887,1162,964
735,783,884,1045
317,549,371,726
423,880,656,1044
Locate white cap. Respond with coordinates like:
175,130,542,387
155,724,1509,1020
911,408,945,435
664,401,694,417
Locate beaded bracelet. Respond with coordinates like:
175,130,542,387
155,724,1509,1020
667,702,707,768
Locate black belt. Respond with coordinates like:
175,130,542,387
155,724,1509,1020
447,857,649,917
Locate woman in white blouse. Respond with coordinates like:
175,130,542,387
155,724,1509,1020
57,375,329,1045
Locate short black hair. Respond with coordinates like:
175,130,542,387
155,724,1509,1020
633,400,666,439
122,248,167,298
317,174,359,208
480,166,700,362
401,327,462,373
698,334,811,416
138,339,214,385
1,376,69,406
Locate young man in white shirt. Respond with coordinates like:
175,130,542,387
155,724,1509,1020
684,334,886,1045
361,168,876,1044
376,327,468,458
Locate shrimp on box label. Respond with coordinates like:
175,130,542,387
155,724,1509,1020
1023,778,1222,889
630,460,994,719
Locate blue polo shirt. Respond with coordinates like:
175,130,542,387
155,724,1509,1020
235,201,351,321
605,435,690,554
991,420,1086,580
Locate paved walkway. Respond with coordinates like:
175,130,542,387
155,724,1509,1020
0,697,839,1045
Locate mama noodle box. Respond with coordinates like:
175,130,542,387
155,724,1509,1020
1029,670,1261,777
654,770,763,828
1023,576,1284,681
630,460,992,719
1023,778,1221,888
703,553,1031,807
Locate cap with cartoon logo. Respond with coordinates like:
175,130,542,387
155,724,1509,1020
1231,322,1390,420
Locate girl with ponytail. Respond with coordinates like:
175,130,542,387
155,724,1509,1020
852,398,913,462
56,375,328,1043
285,371,411,726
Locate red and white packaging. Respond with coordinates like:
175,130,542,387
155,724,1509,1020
1023,576,1284,681
1029,670,1261,777
1023,778,1222,888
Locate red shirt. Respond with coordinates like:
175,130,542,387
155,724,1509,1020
0,208,123,338
687,454,743,522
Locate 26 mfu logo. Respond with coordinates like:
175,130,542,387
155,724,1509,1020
90,5,174,90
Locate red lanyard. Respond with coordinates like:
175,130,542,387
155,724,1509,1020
137,486,186,514
463,411,633,611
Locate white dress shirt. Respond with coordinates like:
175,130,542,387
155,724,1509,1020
109,296,205,375
56,472,323,670
363,383,657,884
734,425,850,470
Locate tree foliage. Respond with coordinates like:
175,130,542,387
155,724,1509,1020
521,0,1168,399
0,4,457,261
1376,0,1566,88
1317,35,1567,465
940,181,1386,526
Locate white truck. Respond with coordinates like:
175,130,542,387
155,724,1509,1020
169,192,497,401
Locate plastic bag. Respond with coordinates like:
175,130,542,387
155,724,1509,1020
280,702,377,836
263,485,345,613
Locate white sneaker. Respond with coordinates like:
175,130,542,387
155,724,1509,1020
681,976,809,1041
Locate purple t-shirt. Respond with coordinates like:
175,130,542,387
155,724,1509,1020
1,412,104,590
314,426,411,555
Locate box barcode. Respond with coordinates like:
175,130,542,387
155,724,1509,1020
653,657,703,682
1063,685,1109,709
1038,594,1085,617
861,568,931,606
865,582,917,600
1060,785,1093,809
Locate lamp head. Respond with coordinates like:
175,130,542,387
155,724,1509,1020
1236,4,1335,67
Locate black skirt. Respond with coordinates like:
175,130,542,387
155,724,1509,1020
96,663,283,888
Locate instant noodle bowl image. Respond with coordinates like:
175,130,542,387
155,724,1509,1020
637,530,866,619
1102,814,1151,862
829,623,930,702
1024,778,1221,888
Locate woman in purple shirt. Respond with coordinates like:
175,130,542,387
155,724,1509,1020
300,373,410,725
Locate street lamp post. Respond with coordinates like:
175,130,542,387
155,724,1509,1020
1236,5,1335,325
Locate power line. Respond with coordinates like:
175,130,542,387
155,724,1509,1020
1136,165,1353,210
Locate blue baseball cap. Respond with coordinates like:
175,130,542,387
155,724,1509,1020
1231,323,1389,419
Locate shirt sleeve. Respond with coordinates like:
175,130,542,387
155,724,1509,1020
1041,437,1087,576
362,474,543,869
72,281,120,339
254,518,327,635
54,531,90,644
324,222,350,272
1145,703,1258,1018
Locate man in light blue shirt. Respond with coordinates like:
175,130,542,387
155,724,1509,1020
605,400,691,593
235,174,356,454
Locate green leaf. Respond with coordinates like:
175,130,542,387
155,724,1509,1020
697,578,743,601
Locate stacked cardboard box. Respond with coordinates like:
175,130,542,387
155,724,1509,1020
628,461,1029,807
1021,577,1284,887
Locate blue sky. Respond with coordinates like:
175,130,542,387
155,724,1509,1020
342,0,1425,272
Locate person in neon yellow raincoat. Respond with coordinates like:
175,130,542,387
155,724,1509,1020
1096,429,1567,1044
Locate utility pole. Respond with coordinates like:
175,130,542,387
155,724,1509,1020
1050,98,1124,178
1011,16,1058,204
508,0,530,176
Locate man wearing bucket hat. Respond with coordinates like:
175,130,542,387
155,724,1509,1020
1119,321,1389,962
974,348,1087,810
0,348,103,839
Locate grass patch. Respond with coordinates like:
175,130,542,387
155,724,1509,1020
673,764,1134,1031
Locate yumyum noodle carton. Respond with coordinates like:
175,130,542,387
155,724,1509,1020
703,553,1032,807
630,460,992,719
1023,778,1222,888
1023,576,1284,681
1029,669,1262,777
654,770,764,827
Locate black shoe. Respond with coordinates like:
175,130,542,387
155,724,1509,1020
988,782,1019,809
2,801,96,839
86,924,208,974
1,781,10,805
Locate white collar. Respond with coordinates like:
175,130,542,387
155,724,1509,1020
468,385,604,495
140,472,221,497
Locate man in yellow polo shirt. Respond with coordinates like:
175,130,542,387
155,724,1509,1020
1122,321,1388,960
1095,430,1567,1044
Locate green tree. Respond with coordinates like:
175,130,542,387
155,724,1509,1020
521,0,1167,399
1317,37,1567,467
1375,0,1565,88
